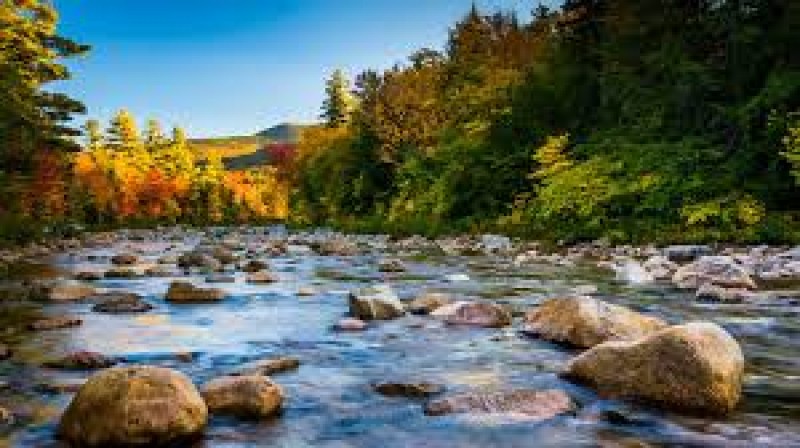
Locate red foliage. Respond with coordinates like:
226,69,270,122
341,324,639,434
265,143,296,173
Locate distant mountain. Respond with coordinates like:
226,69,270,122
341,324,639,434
256,122,310,144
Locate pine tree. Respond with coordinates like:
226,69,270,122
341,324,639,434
83,119,103,150
106,110,141,151
144,119,166,149
321,69,355,128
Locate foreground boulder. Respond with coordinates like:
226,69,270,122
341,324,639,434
524,296,667,348
424,389,574,421
348,284,405,320
432,301,511,328
202,375,283,419
562,322,744,414
58,366,208,447
166,281,226,303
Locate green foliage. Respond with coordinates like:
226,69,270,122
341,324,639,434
783,118,800,184
321,69,355,128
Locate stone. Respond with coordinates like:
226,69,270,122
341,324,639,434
408,292,452,315
104,267,141,279
563,322,744,415
28,316,82,331
47,282,97,301
334,318,367,331
424,389,574,421
373,382,444,398
246,271,279,284
378,259,406,273
432,301,511,328
202,375,283,419
523,296,667,348
205,275,236,284
316,238,358,256
348,284,406,320
92,292,153,313
144,266,177,277
696,283,760,303
58,366,208,447
166,281,226,303
44,351,116,370
235,357,300,376
643,256,678,281
665,245,712,263
242,260,269,273
177,252,222,270
75,271,103,281
297,287,317,297
673,256,756,290
111,253,138,266
0,343,11,361
0,406,13,425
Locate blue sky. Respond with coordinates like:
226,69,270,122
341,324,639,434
53,1,556,138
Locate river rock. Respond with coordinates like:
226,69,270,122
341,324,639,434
177,252,222,271
643,256,678,281
44,351,117,370
335,318,368,331
75,271,103,281
424,389,574,421
47,282,97,301
234,357,300,376
246,271,279,284
144,265,177,277
205,274,236,284
562,322,744,414
432,301,511,328
316,238,359,256
202,375,283,419
673,256,756,290
408,292,452,315
523,296,667,348
373,381,444,398
111,253,138,266
297,286,317,296
28,316,82,331
348,284,405,320
695,283,760,303
104,267,141,278
0,406,13,425
378,259,406,273
665,245,712,263
0,343,10,360
92,292,153,313
58,366,208,447
242,260,269,273
166,281,226,303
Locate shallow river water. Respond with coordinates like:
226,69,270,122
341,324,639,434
1,229,799,447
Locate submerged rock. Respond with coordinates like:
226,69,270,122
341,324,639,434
205,274,236,284
523,296,667,348
166,281,226,303
408,292,452,315
563,322,744,415
58,366,208,447
241,260,269,273
28,316,82,331
297,286,318,296
75,271,103,281
104,267,141,278
373,381,444,398
44,351,117,370
348,284,405,320
234,356,300,376
111,253,138,266
177,252,222,271
696,283,760,303
91,292,153,313
424,389,574,421
434,301,512,328
665,245,712,263
378,259,407,273
202,375,283,419
246,271,279,284
334,318,368,331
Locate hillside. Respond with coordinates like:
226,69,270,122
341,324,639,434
189,123,311,170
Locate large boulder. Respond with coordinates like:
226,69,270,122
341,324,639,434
424,389,574,421
201,375,283,419
348,284,406,320
672,256,756,290
523,296,667,348
58,366,208,447
433,301,511,328
562,322,744,414
166,281,226,303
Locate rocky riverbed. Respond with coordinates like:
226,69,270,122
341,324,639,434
0,227,798,447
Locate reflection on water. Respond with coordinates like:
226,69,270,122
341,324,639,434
0,236,798,447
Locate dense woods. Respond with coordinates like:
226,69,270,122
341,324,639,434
1,1,799,244
294,1,800,243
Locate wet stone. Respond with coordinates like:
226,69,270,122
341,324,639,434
110,253,138,266
166,281,226,302
373,381,444,398
234,356,300,376
91,292,153,313
334,318,368,332
28,316,82,331
44,351,117,370
424,389,575,421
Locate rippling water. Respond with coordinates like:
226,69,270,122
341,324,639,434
1,235,799,447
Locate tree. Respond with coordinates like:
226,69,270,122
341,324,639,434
321,69,355,128
106,110,141,151
0,0,89,170
83,119,103,150
144,119,166,149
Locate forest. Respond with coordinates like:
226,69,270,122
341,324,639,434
1,0,800,244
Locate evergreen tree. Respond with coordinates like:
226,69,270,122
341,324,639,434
106,110,141,151
83,119,103,150
144,119,166,149
321,69,355,128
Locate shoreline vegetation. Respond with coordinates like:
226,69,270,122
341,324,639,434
1,1,800,246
